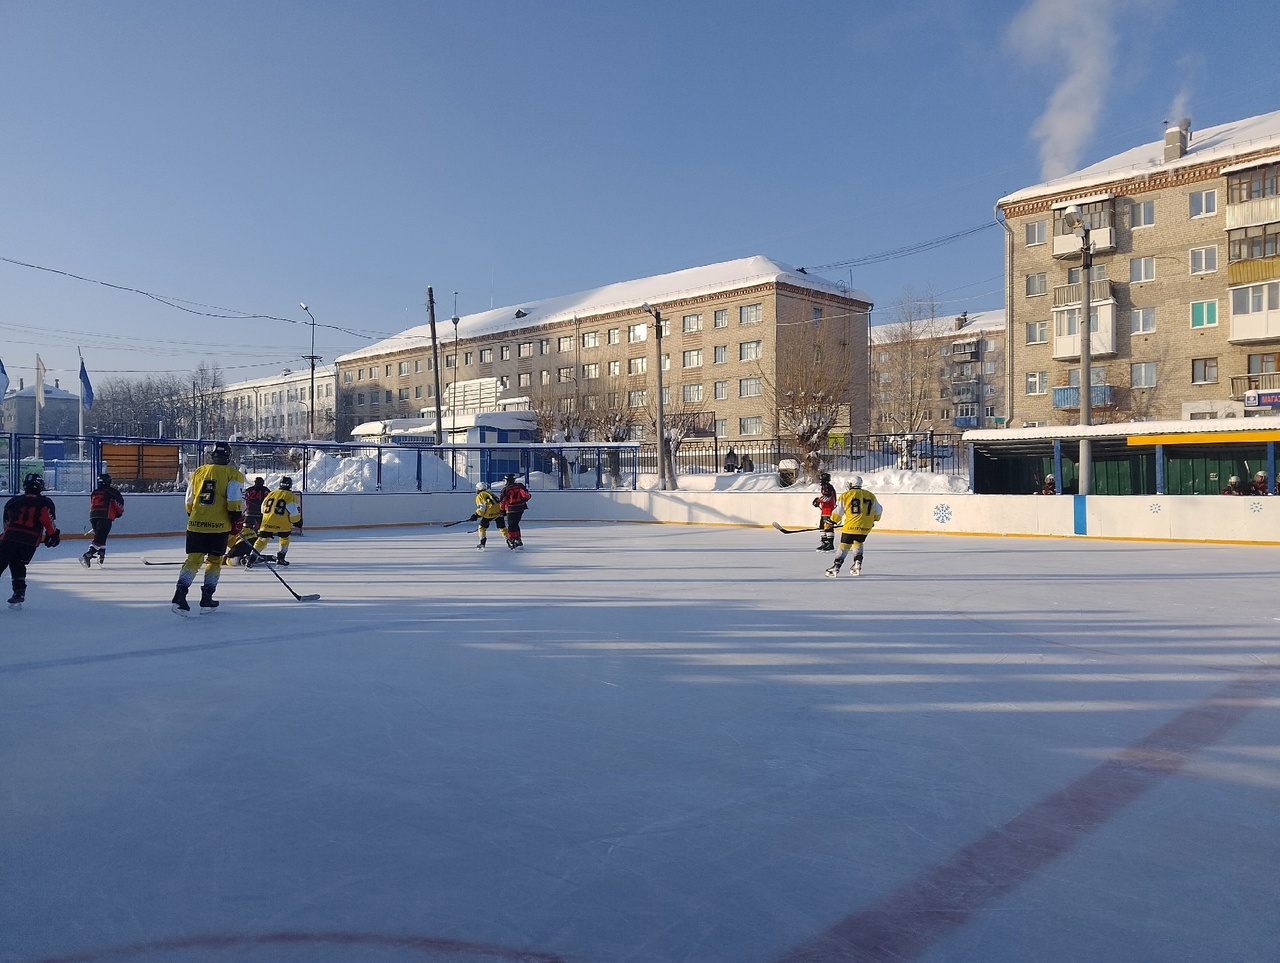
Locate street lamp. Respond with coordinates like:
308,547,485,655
1062,205,1093,495
641,302,668,491
299,303,321,438
451,310,460,439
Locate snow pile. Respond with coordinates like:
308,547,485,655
636,468,970,493
302,448,465,493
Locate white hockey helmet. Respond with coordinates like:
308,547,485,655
1229,475,1241,486
848,475,863,490
476,481,489,492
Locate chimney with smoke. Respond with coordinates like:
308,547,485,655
1164,118,1191,162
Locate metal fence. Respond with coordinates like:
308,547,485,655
642,431,967,479
1,433,644,494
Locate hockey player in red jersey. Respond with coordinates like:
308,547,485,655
813,471,837,552
81,473,125,567
2,473,61,608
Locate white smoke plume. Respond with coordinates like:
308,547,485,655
1009,0,1122,181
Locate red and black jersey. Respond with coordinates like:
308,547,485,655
89,484,125,520
2,493,58,547
499,482,531,512
243,483,271,516
815,482,836,516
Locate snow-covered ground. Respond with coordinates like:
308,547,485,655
3,523,1277,963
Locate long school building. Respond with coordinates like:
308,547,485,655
333,255,872,445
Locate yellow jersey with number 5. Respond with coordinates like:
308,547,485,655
832,487,882,535
184,464,246,533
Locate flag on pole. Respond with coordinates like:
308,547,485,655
35,354,46,408
79,357,94,410
0,358,9,400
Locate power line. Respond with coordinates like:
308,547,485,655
805,222,1000,273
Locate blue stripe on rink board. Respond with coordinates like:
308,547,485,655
1074,494,1088,535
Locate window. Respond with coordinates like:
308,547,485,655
627,323,647,342
356,392,365,406
557,336,573,352
1231,282,1279,315
517,372,531,387
1025,219,1047,246
739,416,763,435
385,390,393,404
398,388,410,401
343,371,354,384
554,367,570,383
739,377,761,397
479,348,493,363
877,350,891,363
539,339,552,354
1192,358,1218,384
558,398,574,414
1025,273,1047,297
518,341,534,358
1190,190,1216,217
682,349,702,368
385,365,393,377
714,309,727,328
607,329,620,345
739,303,762,324
1130,257,1155,282
682,313,702,333
682,384,703,403
498,376,510,390
812,306,823,323
714,418,727,437
607,360,620,376
739,340,762,361
1228,222,1280,262
1190,246,1217,274
1249,353,1280,374
582,362,599,380
415,360,422,373
713,345,727,364
1129,199,1155,228
1130,307,1156,333
714,380,728,400
499,345,511,361
1066,264,1106,284
983,361,997,375
660,385,670,404
660,353,670,371
445,355,456,369
356,370,363,381
628,357,646,375
398,361,411,376
627,389,647,407
464,351,473,365
1227,163,1280,204
1131,362,1157,388
984,405,996,418
956,403,978,419
1026,371,1048,395
1191,300,1218,328
580,331,599,349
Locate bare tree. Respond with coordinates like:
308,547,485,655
758,310,861,482
869,286,950,437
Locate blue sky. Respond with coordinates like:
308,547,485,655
1,0,1276,388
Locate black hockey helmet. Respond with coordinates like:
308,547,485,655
279,476,294,490
254,477,265,486
22,472,45,495
208,441,232,465
819,472,831,484
504,473,517,484
97,472,112,486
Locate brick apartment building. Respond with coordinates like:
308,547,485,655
997,108,1280,426
333,256,872,444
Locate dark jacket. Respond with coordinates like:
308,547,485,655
89,484,125,520
2,493,58,547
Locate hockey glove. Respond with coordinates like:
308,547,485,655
293,518,303,530
44,529,61,548
468,513,479,522
812,497,820,507
230,513,245,535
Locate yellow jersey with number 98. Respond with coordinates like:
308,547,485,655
184,463,246,533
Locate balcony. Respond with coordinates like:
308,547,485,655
1052,278,1114,309
1052,227,1115,257
951,379,979,403
952,415,980,429
1052,384,1116,410
1229,371,1280,400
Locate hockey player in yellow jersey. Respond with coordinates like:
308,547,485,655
825,476,883,578
172,441,245,614
249,476,303,566
468,481,506,549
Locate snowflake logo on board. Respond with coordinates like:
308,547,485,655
933,503,953,524
1148,502,1162,514
1251,501,1264,513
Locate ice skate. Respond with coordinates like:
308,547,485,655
198,586,219,614
80,550,95,569
850,558,863,576
8,589,24,610
824,561,842,578
171,586,190,616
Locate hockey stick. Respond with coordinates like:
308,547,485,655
245,544,320,602
772,522,821,534
441,518,475,528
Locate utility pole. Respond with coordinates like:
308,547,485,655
427,288,445,444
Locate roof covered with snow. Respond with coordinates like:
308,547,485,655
999,108,1280,207
964,415,1280,445
338,255,872,364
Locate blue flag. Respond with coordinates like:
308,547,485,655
79,358,94,410
0,358,8,400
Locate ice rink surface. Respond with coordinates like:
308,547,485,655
2,522,1279,963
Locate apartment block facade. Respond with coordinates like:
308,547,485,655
870,310,1007,434
998,109,1280,426
216,365,338,442
334,256,872,444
